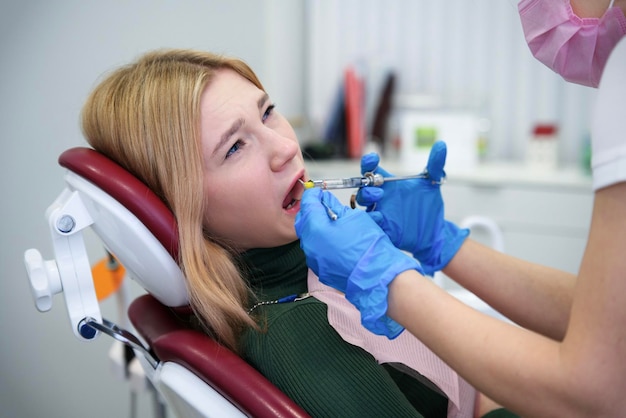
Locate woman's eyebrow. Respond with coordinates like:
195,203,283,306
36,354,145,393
257,92,269,109
212,92,270,158
213,117,244,157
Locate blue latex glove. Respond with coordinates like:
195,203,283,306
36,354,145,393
295,188,423,338
357,141,469,276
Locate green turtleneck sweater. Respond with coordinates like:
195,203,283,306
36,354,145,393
239,241,447,417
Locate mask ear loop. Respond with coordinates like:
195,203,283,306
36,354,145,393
609,0,615,9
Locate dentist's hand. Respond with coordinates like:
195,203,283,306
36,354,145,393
295,188,423,338
357,141,469,276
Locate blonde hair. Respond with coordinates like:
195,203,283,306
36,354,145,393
81,49,264,352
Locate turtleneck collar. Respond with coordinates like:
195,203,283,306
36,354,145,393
239,240,309,302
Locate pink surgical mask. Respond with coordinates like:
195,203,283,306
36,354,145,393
519,0,626,87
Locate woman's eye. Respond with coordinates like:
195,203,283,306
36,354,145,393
263,104,276,122
225,139,244,159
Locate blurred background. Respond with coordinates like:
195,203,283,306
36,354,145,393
1,1,595,417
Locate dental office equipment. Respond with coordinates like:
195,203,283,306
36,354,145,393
301,170,442,190
24,147,310,418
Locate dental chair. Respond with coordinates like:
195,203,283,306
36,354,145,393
24,147,311,418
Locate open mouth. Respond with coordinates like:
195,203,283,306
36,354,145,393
282,176,305,210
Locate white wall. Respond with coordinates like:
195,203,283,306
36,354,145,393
0,1,303,417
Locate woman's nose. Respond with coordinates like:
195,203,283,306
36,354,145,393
268,130,299,171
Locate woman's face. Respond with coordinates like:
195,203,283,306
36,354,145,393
200,69,307,251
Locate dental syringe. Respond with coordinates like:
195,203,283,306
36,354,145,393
301,171,438,190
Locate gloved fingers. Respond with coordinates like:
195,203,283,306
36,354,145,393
298,187,323,211
361,152,393,177
426,141,447,183
355,186,384,210
367,210,384,227
321,189,351,218
360,152,380,173
295,188,326,224
296,189,352,228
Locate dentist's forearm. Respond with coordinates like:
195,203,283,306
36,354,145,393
442,239,575,340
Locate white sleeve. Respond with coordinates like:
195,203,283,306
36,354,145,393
591,36,626,191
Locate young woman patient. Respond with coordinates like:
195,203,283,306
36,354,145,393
80,48,515,418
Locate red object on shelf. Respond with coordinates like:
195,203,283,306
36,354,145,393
533,124,558,137
345,66,365,159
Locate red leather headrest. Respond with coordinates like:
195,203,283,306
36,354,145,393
59,147,179,261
